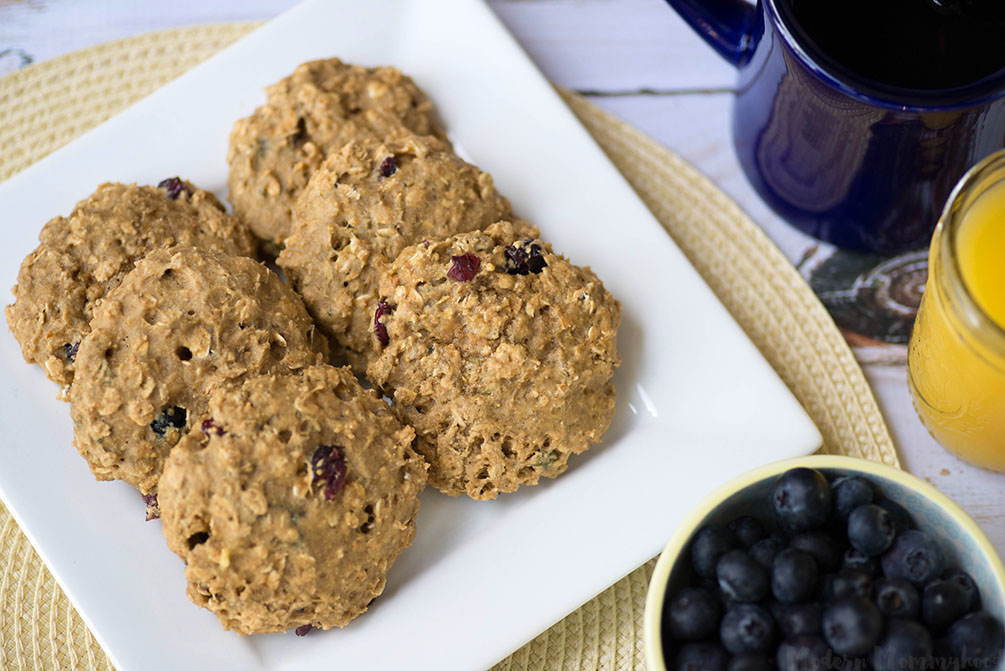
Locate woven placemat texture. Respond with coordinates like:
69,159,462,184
0,22,897,671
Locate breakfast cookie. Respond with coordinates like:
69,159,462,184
69,247,329,495
5,180,256,387
277,133,513,373
157,365,425,634
227,58,448,245
366,221,621,499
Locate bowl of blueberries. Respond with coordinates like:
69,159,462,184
644,455,1005,671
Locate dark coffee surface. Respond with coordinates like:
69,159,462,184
786,0,1005,91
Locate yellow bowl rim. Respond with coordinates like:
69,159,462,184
643,454,1005,671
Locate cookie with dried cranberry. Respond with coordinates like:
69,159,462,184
69,247,329,496
157,365,425,634
227,58,449,246
366,221,621,499
277,133,513,373
5,180,256,387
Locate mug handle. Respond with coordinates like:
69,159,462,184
662,0,757,67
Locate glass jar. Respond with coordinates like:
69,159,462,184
908,150,1005,472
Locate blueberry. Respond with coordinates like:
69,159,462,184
776,602,822,638
881,530,945,586
943,611,1004,669
772,549,818,604
675,642,729,671
776,636,831,671
699,576,720,595
765,597,787,622
750,537,785,569
726,653,772,671
717,550,770,603
504,240,547,275
923,578,973,633
874,498,912,535
771,469,832,535
828,569,872,601
721,604,775,654
789,532,842,572
729,516,767,548
692,526,740,579
295,624,313,636
873,577,920,619
831,476,873,520
841,548,879,578
150,406,187,437
847,504,896,556
821,596,883,657
63,341,80,363
942,569,981,612
666,587,723,641
871,619,932,671
815,573,833,600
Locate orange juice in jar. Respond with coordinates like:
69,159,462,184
909,150,1005,472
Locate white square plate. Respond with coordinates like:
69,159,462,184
0,1,821,669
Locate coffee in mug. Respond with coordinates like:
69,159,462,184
785,0,1005,92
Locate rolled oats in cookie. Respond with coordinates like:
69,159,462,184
157,365,425,635
278,133,513,373
366,221,621,500
69,247,329,496
227,58,448,245
5,181,257,387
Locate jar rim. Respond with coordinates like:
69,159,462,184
938,149,1005,358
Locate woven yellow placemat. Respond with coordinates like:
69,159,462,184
0,22,897,671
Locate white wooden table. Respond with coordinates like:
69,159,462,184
3,0,1002,553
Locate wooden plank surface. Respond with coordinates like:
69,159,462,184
1,0,1002,551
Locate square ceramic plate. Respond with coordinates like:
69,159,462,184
0,1,821,669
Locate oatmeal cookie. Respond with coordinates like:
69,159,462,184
278,133,513,373
158,365,425,634
366,221,621,499
5,180,256,387
227,58,448,245
69,247,329,495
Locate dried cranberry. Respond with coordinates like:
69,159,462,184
295,624,313,636
310,445,347,501
447,253,481,282
157,177,190,200
201,419,225,437
504,241,547,275
63,341,79,363
142,493,160,521
378,156,397,177
150,406,187,437
374,300,394,347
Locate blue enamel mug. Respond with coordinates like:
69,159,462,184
664,0,1005,254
